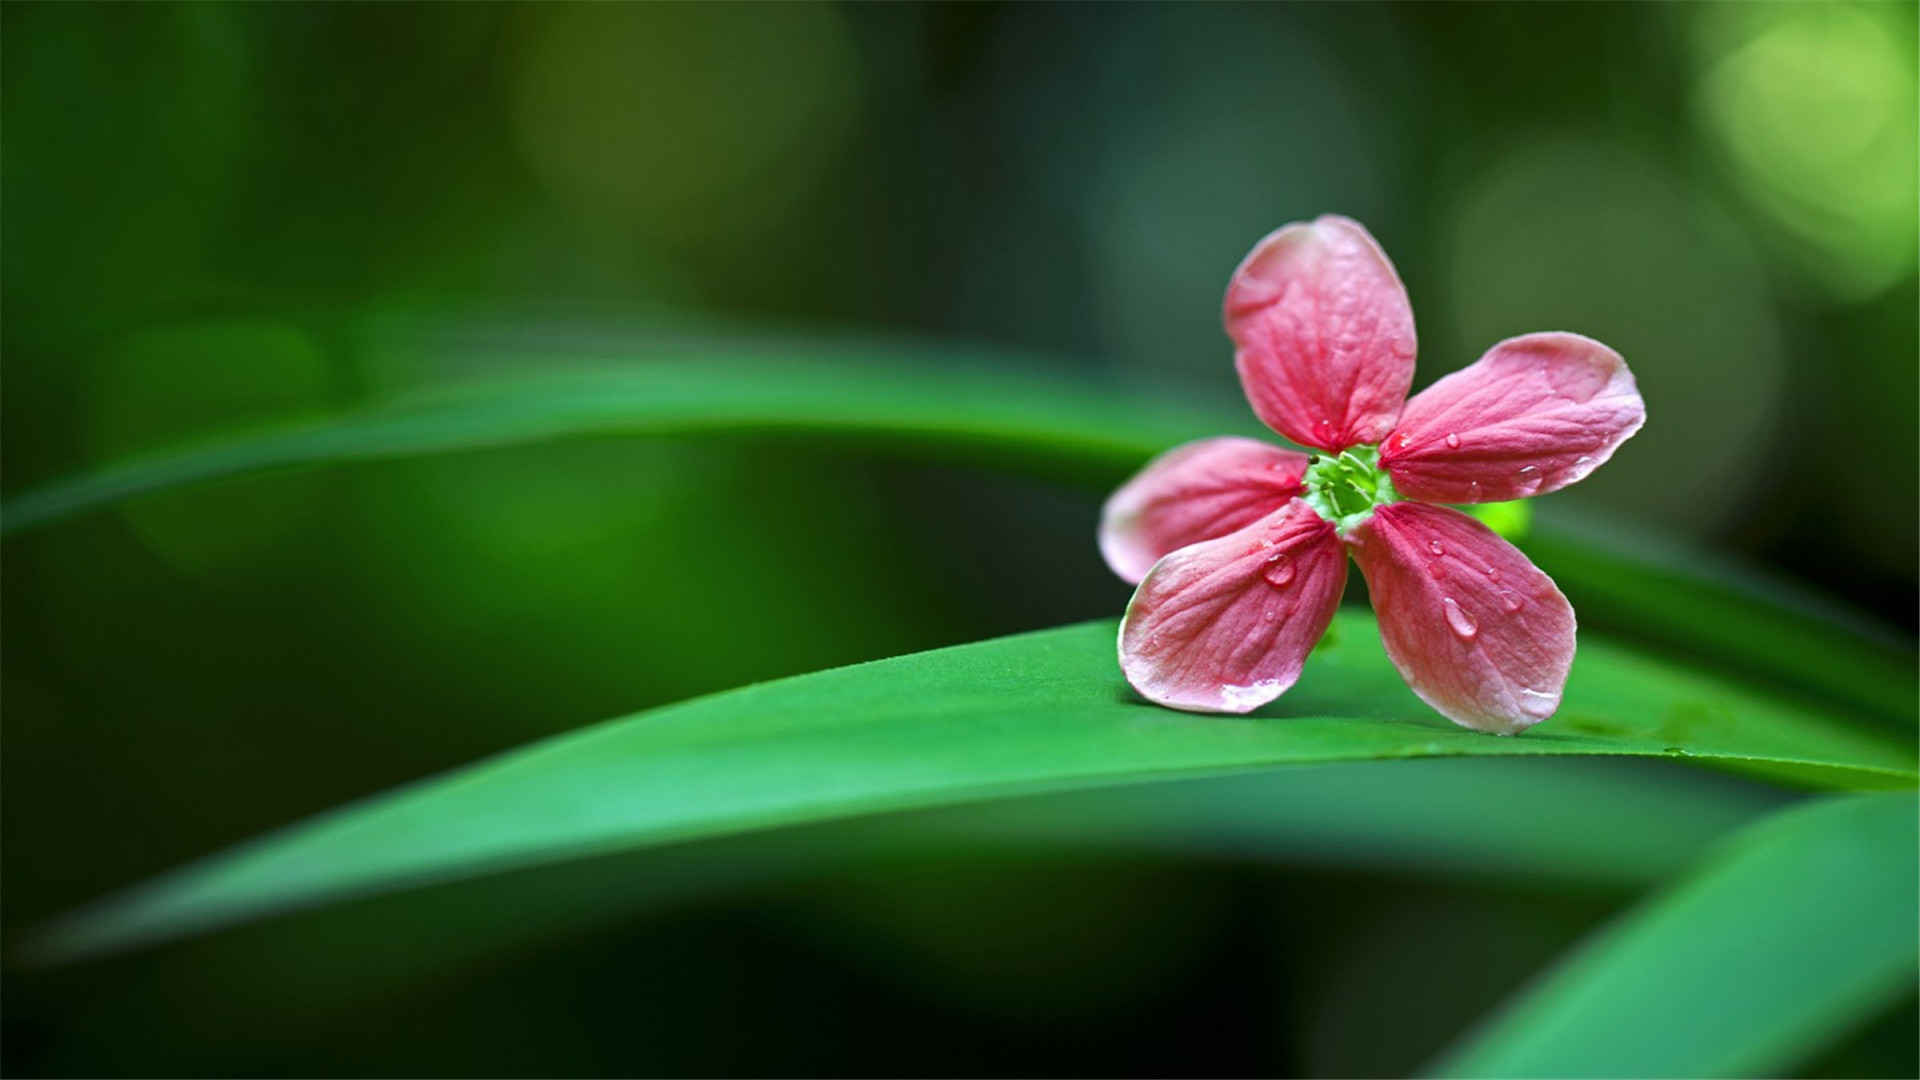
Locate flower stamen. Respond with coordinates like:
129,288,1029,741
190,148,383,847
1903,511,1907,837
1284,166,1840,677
1301,443,1398,534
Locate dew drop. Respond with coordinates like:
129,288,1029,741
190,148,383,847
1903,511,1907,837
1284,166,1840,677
1262,552,1295,587
1444,432,1461,449
1442,597,1477,639
1517,686,1556,717
1574,455,1591,464
1517,465,1538,474
1484,567,1501,582
1263,608,1278,622
1395,432,1411,450
1499,590,1522,612
1427,539,1445,556
1425,561,1445,580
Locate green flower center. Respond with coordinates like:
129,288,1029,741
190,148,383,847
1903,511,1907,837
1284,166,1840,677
1301,444,1397,533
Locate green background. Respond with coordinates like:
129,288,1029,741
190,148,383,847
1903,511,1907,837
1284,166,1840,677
4,3,1914,1075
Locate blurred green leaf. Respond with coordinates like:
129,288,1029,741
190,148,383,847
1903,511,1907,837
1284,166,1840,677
39,760,1784,1040
1428,791,1919,1078
4,333,1909,730
30,613,1913,964
0,355,1235,535
1464,499,1532,541
1528,507,1916,727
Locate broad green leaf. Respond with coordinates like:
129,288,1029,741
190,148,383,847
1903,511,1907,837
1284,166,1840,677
1428,792,1919,1078
30,613,1913,963
4,333,1909,727
25,760,1786,1040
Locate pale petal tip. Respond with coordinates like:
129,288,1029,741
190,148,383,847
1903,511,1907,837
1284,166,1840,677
1120,660,1290,716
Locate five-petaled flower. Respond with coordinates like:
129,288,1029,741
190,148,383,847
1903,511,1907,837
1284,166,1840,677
1099,216,1646,734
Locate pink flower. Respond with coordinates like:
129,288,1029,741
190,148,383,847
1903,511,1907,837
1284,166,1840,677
1100,216,1646,734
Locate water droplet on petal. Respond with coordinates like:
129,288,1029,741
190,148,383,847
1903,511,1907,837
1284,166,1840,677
1574,455,1591,464
1484,567,1501,582
1517,686,1557,717
1427,539,1445,556
1442,597,1477,639
1262,552,1295,587
1426,561,1445,580
1263,608,1278,622
1499,590,1522,612
1444,432,1461,449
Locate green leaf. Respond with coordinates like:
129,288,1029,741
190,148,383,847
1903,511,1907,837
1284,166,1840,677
1527,507,1916,727
29,613,1913,964
1428,791,1919,1078
4,329,1909,727
1464,499,1532,541
0,353,1237,536
33,760,1785,1036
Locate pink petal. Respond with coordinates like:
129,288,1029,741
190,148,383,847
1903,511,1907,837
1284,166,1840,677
1379,332,1646,503
1099,437,1310,585
1347,502,1574,735
1224,215,1418,452
1118,499,1347,714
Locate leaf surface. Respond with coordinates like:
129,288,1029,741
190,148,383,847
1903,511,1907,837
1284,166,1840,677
32,613,1914,963
1428,792,1920,1078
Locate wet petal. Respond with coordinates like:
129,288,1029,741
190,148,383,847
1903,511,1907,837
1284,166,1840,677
1348,502,1574,735
1119,499,1346,714
1225,215,1418,452
1379,332,1645,503
1099,437,1309,584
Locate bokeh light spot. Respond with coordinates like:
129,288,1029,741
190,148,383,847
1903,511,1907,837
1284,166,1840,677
1693,4,1918,301
1440,138,1786,536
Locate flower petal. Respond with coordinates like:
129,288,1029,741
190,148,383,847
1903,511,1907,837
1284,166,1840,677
1224,215,1418,452
1118,499,1346,714
1379,332,1645,503
1099,437,1309,584
1347,502,1574,735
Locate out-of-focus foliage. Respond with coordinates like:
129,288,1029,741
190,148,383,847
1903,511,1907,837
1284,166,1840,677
1433,792,1919,1078
4,3,1914,1077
